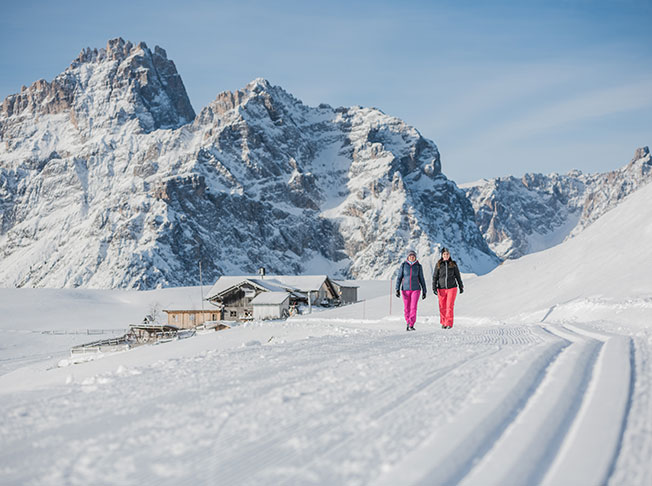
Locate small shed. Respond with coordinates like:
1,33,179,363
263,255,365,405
163,305,222,329
332,280,359,305
251,292,290,320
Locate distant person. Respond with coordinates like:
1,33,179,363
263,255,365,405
395,249,427,331
432,247,464,329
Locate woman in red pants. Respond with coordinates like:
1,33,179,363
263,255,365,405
395,249,427,331
432,247,464,329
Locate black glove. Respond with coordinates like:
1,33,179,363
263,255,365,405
434,289,438,296
459,288,464,294
422,292,426,300
396,290,400,298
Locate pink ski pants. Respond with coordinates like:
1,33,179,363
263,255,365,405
438,287,458,327
402,290,421,326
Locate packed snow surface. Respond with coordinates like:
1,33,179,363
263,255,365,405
1,184,651,485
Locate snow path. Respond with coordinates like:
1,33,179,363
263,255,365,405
1,323,544,485
379,323,634,486
0,320,639,485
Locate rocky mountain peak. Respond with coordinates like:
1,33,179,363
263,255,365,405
1,38,195,134
632,146,650,163
246,77,273,93
70,38,172,68
198,77,300,122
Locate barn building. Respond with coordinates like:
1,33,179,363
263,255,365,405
205,274,357,322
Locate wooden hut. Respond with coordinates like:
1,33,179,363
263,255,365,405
162,305,222,329
332,280,359,305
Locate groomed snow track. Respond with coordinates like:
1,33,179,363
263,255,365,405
380,323,633,486
0,322,635,485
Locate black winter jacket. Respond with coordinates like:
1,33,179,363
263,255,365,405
396,261,427,293
432,260,463,291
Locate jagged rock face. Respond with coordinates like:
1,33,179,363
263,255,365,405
0,39,498,289
1,38,195,139
464,147,652,259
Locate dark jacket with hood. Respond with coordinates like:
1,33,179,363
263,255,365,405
396,260,427,293
433,259,464,291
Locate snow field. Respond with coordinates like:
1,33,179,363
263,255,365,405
0,321,547,485
0,290,649,485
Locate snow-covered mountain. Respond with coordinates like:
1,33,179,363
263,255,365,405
0,38,498,289
458,171,652,321
463,147,652,259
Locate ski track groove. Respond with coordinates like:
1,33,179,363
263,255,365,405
606,334,637,484
542,324,634,486
455,323,631,486
376,325,568,486
453,324,599,486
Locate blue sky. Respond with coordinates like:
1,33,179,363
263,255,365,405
1,0,651,183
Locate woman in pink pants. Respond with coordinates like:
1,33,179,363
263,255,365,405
395,250,427,331
432,247,464,329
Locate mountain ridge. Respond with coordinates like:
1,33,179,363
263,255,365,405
0,38,498,289
463,146,652,259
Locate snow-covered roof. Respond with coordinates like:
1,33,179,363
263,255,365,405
163,302,220,312
206,276,256,298
247,279,290,293
207,275,332,300
271,275,331,292
250,292,290,305
332,280,359,289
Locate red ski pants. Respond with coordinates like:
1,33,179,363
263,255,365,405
401,290,421,326
438,287,458,327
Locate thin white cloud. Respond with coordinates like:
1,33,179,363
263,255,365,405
424,62,588,134
478,78,652,144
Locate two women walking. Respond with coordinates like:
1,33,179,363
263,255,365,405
395,247,464,331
